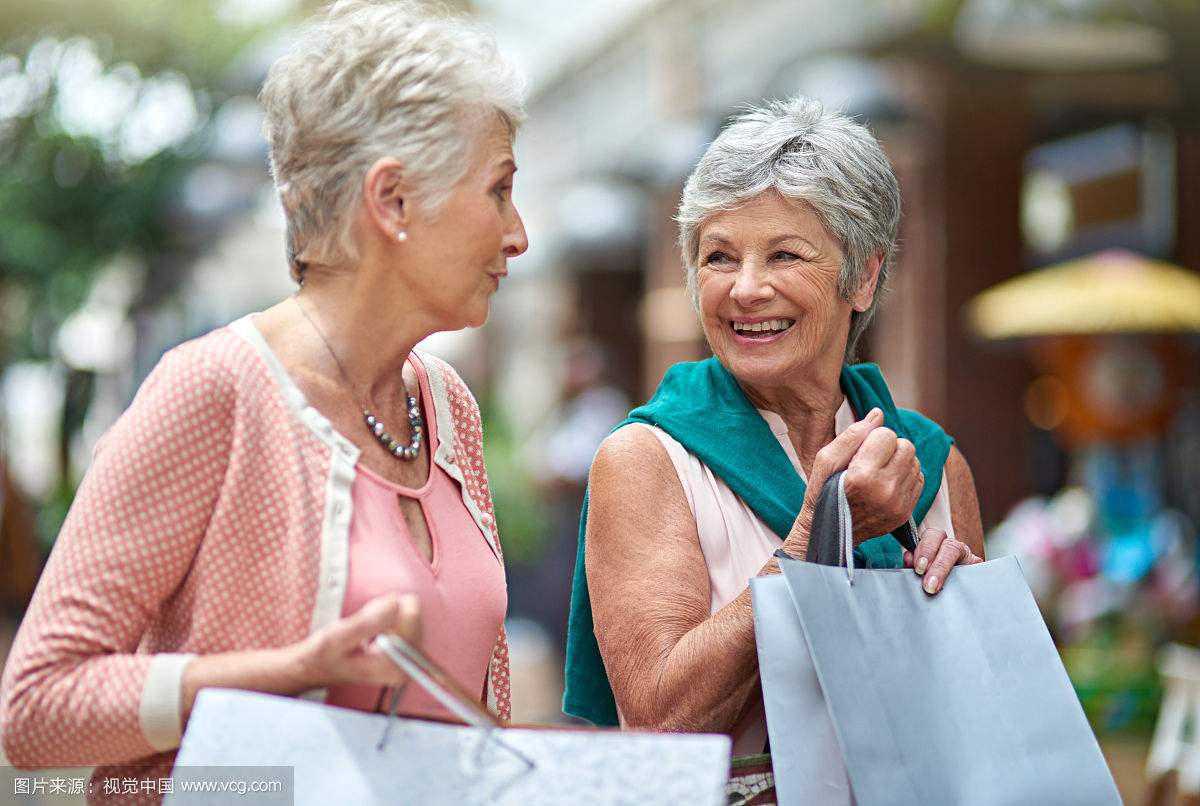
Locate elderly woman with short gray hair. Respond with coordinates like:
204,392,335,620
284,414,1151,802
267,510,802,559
564,97,985,787
2,1,526,797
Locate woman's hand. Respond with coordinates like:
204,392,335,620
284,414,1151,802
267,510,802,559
903,528,982,595
783,408,925,554
181,593,421,722
783,408,889,556
841,422,923,545
290,593,421,690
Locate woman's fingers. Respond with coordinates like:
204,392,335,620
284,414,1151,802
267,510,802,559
371,594,421,686
392,593,421,641
325,594,402,653
359,643,414,686
911,528,947,576
844,432,922,541
810,408,884,489
853,426,900,470
304,594,423,687
327,594,422,656
919,535,980,595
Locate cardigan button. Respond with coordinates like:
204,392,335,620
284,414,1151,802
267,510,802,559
444,450,456,464
480,512,494,527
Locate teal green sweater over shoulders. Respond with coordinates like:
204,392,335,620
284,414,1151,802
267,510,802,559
562,358,953,726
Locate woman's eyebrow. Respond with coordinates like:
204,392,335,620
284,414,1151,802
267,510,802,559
766,234,817,249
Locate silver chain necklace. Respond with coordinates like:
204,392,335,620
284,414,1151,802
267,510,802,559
292,295,423,462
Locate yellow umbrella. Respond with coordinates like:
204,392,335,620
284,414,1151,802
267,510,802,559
968,249,1200,340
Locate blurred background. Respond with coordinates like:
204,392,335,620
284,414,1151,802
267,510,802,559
0,0,1198,802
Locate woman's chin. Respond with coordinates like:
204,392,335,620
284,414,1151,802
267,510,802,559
716,345,795,385
464,301,491,329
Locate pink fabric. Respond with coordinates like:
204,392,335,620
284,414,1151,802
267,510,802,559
326,356,506,718
0,322,510,805
631,397,955,756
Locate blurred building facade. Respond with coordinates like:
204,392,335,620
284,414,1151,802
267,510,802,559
503,0,1200,528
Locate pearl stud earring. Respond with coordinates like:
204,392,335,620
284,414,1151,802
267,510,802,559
396,230,408,242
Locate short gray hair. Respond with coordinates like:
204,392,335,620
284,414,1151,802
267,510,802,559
260,0,525,280
676,97,901,361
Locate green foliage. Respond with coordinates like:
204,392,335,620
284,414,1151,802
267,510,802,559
0,2,296,545
1062,617,1163,736
478,394,551,564
918,0,967,35
0,0,286,88
0,1,294,359
0,112,192,359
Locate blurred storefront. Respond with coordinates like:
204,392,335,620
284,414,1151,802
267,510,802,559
501,1,1200,764
505,0,1200,528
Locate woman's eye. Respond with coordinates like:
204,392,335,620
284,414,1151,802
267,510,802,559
494,182,512,200
772,251,801,261
704,251,732,266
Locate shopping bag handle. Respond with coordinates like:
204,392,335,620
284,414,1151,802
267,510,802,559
791,471,921,583
372,634,537,774
804,470,856,584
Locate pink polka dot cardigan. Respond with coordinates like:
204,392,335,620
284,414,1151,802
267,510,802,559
0,317,510,790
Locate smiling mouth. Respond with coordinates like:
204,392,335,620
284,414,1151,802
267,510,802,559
730,319,795,339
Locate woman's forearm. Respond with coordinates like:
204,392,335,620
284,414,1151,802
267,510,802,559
180,593,419,723
179,644,312,723
618,543,800,735
630,588,760,734
591,425,817,737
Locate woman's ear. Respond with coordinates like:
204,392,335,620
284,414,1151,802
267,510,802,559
851,253,884,312
362,157,411,242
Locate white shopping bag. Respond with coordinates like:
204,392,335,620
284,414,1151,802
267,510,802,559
170,688,731,806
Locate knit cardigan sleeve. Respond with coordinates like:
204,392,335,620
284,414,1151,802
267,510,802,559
0,343,236,767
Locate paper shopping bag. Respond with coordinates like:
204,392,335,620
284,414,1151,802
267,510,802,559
754,470,1120,806
169,688,731,806
751,572,852,806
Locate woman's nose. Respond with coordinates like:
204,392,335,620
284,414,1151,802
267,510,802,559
729,262,773,307
504,206,529,257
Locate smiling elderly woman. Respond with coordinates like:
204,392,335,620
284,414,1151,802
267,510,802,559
564,97,985,791
2,1,526,799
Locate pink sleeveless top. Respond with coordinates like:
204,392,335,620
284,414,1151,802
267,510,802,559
628,398,955,755
325,354,507,720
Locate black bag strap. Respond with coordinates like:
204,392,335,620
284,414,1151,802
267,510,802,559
805,470,848,566
775,470,921,568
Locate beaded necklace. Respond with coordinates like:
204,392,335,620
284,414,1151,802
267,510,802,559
293,295,423,462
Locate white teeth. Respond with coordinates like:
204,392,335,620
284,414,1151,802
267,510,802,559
733,319,795,333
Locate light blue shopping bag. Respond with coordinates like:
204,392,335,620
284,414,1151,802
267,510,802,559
753,471,1120,806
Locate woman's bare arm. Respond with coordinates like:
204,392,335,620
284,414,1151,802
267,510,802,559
588,410,969,735
945,446,985,558
585,424,763,734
